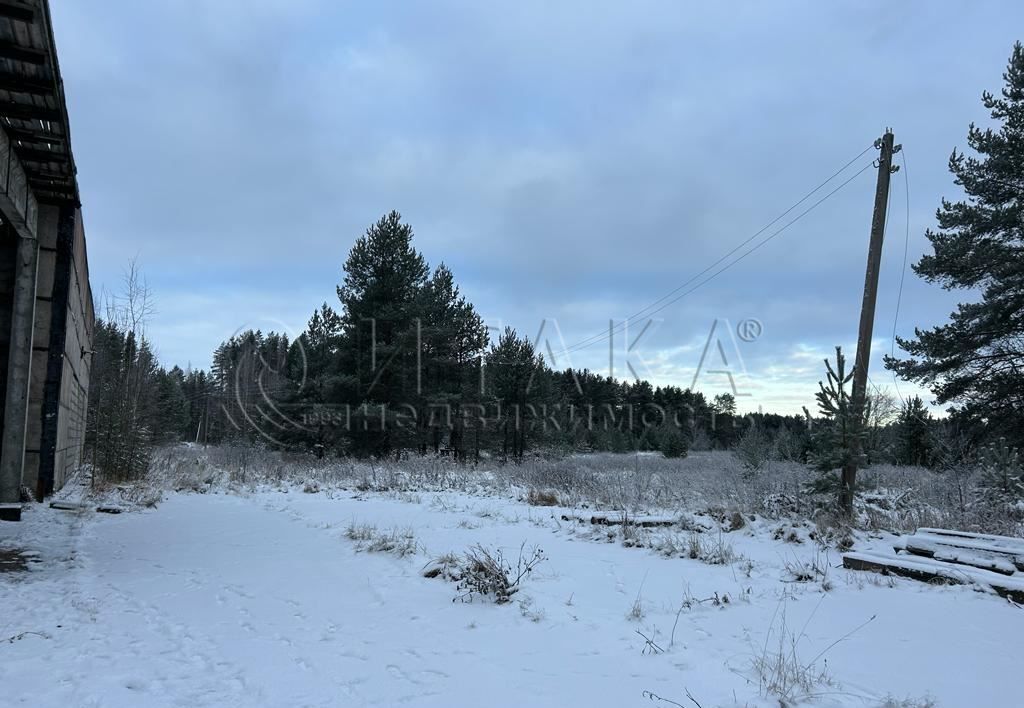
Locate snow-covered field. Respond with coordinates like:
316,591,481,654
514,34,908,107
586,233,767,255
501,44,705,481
2,461,1020,707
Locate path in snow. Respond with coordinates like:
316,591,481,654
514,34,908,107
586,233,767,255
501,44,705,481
2,490,1021,707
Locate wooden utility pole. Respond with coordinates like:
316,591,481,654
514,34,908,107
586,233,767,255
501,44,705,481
841,129,900,514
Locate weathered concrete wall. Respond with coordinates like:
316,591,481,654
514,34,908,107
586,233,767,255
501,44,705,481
0,229,16,416
52,209,93,491
20,205,93,498
21,206,58,493
0,226,39,516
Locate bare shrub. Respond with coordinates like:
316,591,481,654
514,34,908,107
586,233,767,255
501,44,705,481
636,629,664,655
455,545,544,603
452,544,547,604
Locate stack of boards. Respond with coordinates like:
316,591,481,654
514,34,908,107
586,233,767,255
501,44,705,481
844,527,1024,602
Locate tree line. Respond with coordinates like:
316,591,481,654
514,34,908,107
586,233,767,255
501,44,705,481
85,209,950,474
84,44,1024,507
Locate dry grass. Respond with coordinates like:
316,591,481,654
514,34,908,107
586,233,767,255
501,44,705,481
527,489,560,507
143,443,1024,535
344,522,420,557
750,601,875,704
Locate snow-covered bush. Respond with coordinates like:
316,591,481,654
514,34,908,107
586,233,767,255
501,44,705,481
423,544,546,604
455,544,546,604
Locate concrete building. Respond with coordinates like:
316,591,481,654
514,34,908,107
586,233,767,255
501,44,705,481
0,0,92,521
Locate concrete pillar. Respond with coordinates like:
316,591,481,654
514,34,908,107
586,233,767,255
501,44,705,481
0,232,39,521
37,205,76,499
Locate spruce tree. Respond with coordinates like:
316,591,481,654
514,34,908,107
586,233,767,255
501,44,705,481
659,425,688,458
886,43,1024,445
976,438,1024,504
485,327,543,460
805,347,867,505
286,304,346,451
151,366,190,442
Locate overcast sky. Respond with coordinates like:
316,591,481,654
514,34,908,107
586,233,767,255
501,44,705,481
51,1,1023,414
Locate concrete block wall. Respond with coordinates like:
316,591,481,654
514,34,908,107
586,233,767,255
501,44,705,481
20,205,93,497
52,210,93,490
0,231,15,417
21,206,58,493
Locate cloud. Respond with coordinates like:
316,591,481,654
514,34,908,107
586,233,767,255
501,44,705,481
51,0,1024,414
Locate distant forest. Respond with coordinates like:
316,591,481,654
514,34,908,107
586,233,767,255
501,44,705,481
84,44,1024,498
81,209,970,478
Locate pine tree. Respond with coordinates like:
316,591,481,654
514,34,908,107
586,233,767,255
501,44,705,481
712,393,737,415
895,395,933,467
415,264,489,458
337,211,429,455
886,42,1024,445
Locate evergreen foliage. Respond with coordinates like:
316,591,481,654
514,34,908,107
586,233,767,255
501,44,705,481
886,43,1024,446
86,321,163,480
805,347,867,498
976,438,1024,503
659,425,688,458
895,395,934,467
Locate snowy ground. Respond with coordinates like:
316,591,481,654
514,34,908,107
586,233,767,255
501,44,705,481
1,483,1020,707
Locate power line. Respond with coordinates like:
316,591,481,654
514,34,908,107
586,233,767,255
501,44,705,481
890,146,912,406
556,144,876,357
552,155,876,360
630,164,875,324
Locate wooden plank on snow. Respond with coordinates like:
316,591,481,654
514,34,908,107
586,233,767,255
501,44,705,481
560,512,677,527
844,551,1024,603
49,500,89,511
901,536,1019,575
916,528,1024,553
907,533,1024,572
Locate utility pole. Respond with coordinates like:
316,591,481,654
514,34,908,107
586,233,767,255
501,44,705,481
842,129,900,514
